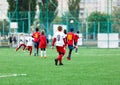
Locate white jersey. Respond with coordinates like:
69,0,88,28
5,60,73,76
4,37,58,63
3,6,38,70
54,31,65,46
19,36,25,44
26,36,33,46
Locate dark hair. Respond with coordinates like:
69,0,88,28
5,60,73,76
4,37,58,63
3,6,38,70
58,26,62,31
70,28,74,32
36,28,39,32
77,31,79,34
41,30,45,35
64,29,67,34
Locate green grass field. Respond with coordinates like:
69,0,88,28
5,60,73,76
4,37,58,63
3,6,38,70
0,47,120,85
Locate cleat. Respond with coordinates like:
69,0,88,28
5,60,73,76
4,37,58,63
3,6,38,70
67,57,71,60
59,63,63,65
54,59,58,65
34,53,36,56
44,57,47,59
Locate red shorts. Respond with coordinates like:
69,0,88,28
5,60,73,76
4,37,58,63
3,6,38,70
56,46,65,54
27,46,32,50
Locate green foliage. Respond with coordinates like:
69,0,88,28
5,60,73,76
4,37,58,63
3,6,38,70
88,11,110,33
0,20,9,35
61,12,78,31
53,16,62,23
7,0,36,11
112,7,120,32
38,0,58,30
68,0,81,31
68,0,80,21
7,0,36,33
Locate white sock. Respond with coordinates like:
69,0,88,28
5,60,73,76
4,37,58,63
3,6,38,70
44,51,46,57
41,51,43,57
34,48,37,54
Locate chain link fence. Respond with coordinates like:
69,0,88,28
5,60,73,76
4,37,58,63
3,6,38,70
0,11,120,48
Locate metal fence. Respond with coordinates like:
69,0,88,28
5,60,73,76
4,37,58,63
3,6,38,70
0,11,120,48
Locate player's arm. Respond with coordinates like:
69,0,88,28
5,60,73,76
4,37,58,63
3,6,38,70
52,38,56,49
77,34,79,39
63,38,67,47
32,33,34,38
73,34,76,46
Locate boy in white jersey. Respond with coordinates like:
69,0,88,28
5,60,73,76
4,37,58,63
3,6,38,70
52,26,66,66
25,35,33,55
16,34,26,51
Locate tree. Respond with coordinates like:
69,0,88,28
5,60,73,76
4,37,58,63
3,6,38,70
7,0,36,33
0,20,9,35
38,0,58,34
68,0,81,31
88,11,109,33
112,7,120,32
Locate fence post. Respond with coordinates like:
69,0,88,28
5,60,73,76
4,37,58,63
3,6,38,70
98,22,100,33
2,20,5,36
93,21,96,40
46,0,48,36
66,12,69,30
28,11,31,34
86,21,88,40
8,12,11,33
22,21,24,33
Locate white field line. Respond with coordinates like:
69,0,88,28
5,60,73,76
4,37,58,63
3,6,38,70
81,53,120,55
0,74,27,78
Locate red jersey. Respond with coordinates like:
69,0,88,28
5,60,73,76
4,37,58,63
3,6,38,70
67,32,75,45
39,35,47,48
74,34,79,43
32,32,40,42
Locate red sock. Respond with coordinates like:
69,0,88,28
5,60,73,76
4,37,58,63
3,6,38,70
16,48,18,51
29,48,32,55
58,54,63,64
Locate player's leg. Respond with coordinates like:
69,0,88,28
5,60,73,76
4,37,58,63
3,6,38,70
59,47,65,65
75,46,78,53
22,44,26,50
40,48,43,58
29,46,32,55
74,42,78,53
16,44,22,51
55,46,65,65
43,48,47,58
58,53,63,65
54,46,59,65
36,42,39,56
10,42,12,48
28,46,32,55
67,45,74,60
33,42,37,56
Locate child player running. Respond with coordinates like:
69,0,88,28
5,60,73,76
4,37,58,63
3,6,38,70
16,33,26,51
39,30,47,58
32,28,41,56
52,26,66,66
67,28,76,60
25,34,34,55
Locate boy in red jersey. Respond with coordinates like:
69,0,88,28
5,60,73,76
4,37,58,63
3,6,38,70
32,28,41,56
74,31,79,53
39,30,47,58
67,28,75,60
16,34,26,51
52,26,66,66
